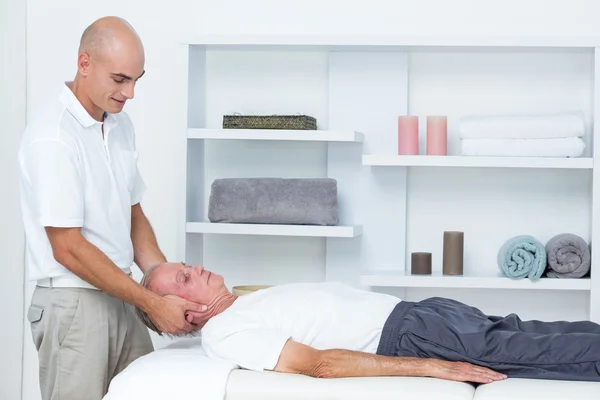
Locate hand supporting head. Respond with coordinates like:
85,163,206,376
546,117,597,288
135,262,234,337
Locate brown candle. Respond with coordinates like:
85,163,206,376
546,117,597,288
443,231,464,275
411,252,432,275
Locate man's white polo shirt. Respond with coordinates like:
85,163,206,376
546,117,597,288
18,82,146,287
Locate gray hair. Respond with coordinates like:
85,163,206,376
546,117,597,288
134,264,200,338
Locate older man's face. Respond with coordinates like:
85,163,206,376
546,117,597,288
148,262,226,306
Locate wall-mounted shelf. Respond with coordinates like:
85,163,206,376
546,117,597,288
188,128,364,142
362,155,594,169
186,222,362,238
360,271,591,291
183,34,600,50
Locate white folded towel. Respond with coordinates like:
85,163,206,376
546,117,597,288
461,137,586,158
459,111,585,139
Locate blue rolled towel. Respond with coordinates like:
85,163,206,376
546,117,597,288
497,235,547,280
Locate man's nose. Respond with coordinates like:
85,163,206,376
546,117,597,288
121,82,135,99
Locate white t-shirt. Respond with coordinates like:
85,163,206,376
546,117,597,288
18,82,146,282
201,282,400,372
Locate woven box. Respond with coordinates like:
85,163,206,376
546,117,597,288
223,114,317,130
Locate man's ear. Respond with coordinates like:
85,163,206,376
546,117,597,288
185,312,194,323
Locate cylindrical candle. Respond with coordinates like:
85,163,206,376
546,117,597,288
426,116,448,155
411,252,432,275
398,116,419,155
443,231,464,275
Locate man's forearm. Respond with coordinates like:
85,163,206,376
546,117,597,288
131,204,167,272
313,349,428,378
52,230,162,314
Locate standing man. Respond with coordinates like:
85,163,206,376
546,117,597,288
18,16,206,400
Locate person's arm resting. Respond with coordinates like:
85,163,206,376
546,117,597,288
131,203,166,272
273,339,506,383
272,339,427,378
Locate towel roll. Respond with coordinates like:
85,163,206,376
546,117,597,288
208,177,339,226
545,233,591,279
498,235,547,280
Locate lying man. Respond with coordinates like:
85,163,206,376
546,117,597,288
136,262,600,383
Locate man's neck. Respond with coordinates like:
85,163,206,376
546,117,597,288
191,292,237,327
69,79,105,122
210,293,238,317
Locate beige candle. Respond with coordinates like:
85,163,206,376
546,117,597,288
443,231,464,275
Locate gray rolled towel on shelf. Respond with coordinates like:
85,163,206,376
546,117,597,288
208,178,339,226
545,233,591,278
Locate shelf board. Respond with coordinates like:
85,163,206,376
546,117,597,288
362,155,593,169
183,34,600,50
360,271,591,291
186,222,362,238
188,128,364,142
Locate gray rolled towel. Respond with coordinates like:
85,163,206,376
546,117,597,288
545,233,591,278
208,178,339,226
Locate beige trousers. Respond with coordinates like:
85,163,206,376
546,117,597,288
28,286,154,400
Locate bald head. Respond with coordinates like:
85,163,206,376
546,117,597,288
79,16,144,60
72,16,146,120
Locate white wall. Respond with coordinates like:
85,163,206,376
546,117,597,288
0,0,27,399
18,1,600,399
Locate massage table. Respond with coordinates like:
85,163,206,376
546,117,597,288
103,338,600,400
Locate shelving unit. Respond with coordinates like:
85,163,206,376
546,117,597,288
178,34,600,323
360,271,592,291
363,155,594,169
186,222,362,237
188,128,364,142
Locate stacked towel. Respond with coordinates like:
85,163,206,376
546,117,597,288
545,233,591,278
497,235,547,280
208,177,339,226
461,137,585,157
459,111,586,157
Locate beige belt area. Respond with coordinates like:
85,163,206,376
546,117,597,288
37,268,133,290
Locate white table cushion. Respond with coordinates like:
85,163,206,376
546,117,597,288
225,370,476,400
473,378,600,400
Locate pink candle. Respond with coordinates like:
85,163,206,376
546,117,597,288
398,116,419,155
426,116,447,155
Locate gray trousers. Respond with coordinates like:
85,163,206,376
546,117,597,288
28,286,154,400
377,297,600,382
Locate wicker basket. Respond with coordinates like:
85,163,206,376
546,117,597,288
223,114,317,130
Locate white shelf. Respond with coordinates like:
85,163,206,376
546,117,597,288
186,222,362,238
360,271,591,291
188,128,364,142
363,155,594,169
183,34,600,49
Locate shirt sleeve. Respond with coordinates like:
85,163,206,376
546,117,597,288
201,318,290,372
20,139,84,227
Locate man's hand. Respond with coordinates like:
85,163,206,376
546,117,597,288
147,295,208,335
427,359,507,384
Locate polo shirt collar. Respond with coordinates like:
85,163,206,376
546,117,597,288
59,82,117,128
